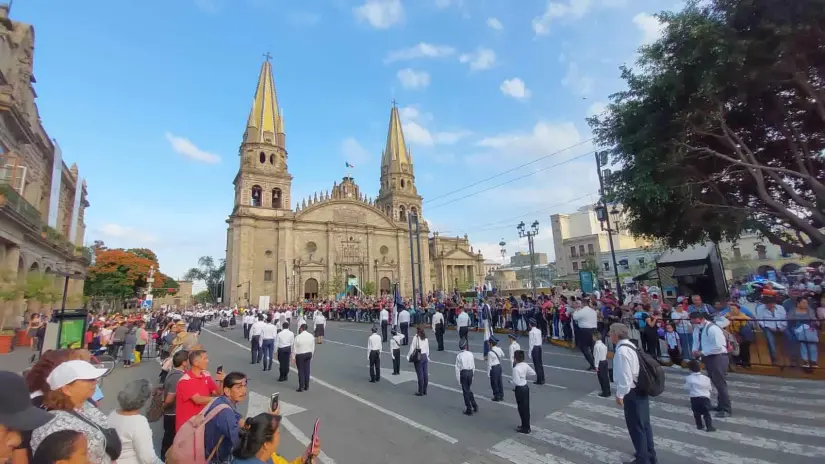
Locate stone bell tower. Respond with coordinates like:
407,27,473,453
375,102,422,223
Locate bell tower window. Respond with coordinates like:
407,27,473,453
400,179,405,189
259,152,266,163
269,154,275,165
410,206,417,217
399,205,406,221
272,188,282,208
251,185,262,206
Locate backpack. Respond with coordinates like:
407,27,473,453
619,343,665,397
165,398,230,464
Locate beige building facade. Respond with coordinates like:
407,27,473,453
224,59,484,305
0,5,89,317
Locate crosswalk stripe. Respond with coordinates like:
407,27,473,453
528,427,633,463
721,389,825,406
654,391,825,420
569,400,825,458
663,368,822,386
547,411,778,464
489,439,579,464
664,378,825,396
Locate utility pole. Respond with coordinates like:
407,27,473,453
407,213,418,312
595,151,624,302
412,214,425,307
517,221,539,299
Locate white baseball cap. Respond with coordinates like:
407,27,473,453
46,360,108,390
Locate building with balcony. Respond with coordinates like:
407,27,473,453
0,5,90,317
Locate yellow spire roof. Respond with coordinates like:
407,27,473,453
245,57,282,144
381,103,412,172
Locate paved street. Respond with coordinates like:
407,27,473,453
195,320,825,464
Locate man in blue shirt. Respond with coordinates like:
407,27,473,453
203,372,248,463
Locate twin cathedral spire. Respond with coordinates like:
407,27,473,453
234,56,422,222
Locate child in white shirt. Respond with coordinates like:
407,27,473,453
593,332,610,397
684,360,716,432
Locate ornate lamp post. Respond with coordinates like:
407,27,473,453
595,150,624,302
517,221,539,298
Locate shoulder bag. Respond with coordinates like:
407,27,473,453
408,337,421,364
69,409,122,460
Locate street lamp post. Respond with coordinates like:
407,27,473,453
236,281,251,306
499,239,506,263
517,221,539,299
595,150,624,303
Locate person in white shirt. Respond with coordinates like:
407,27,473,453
292,323,316,392
313,311,326,344
684,359,716,432
572,301,598,370
527,319,545,385
593,332,610,397
431,307,445,351
487,336,505,402
379,308,390,342
456,308,471,345
260,316,278,372
408,326,430,396
398,307,411,345
455,338,478,415
508,334,521,371
610,322,657,464
511,349,536,434
278,310,288,328
690,311,731,417
249,315,265,364
276,322,295,382
390,329,404,375
367,327,383,382
242,313,254,340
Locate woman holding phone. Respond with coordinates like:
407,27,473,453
233,412,321,464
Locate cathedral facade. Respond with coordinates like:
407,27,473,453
224,59,484,305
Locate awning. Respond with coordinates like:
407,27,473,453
671,264,708,278
633,268,658,282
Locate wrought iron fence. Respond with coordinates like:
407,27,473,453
0,182,42,227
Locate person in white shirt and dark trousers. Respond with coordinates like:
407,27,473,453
380,308,389,342
690,311,731,417
249,315,265,364
487,336,505,401
512,349,536,434
276,322,294,382
242,313,254,339
456,308,471,347
684,359,716,432
431,307,445,351
593,332,611,397
390,329,404,375
313,311,326,344
455,338,478,415
409,326,430,395
260,316,278,371
367,327,382,382
398,307,411,345
610,322,657,464
292,323,316,392
528,319,545,385
508,334,520,370
572,302,598,370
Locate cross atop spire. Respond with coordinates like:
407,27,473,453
391,98,398,108
263,52,272,62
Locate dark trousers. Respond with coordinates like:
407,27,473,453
415,355,429,394
704,354,731,413
296,352,312,390
737,341,752,367
161,414,176,458
435,323,444,351
109,341,124,359
531,346,545,384
369,350,381,381
277,347,291,380
489,364,504,399
667,347,682,366
690,396,713,429
623,388,657,464
381,321,388,342
577,328,596,368
514,385,530,429
251,335,261,363
459,369,477,411
400,322,409,345
459,326,469,344
597,360,611,395
261,339,275,370
243,323,251,339
392,349,401,374
136,344,146,360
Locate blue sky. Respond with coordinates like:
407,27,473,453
15,0,670,281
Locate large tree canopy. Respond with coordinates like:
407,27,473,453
183,256,225,303
85,247,176,301
589,0,825,258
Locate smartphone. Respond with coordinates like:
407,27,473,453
304,418,320,463
216,365,224,374
270,392,280,412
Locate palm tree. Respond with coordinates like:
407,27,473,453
183,256,226,304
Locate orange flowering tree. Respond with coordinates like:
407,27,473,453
84,247,178,307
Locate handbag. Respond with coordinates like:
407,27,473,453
69,409,122,460
794,323,820,343
408,337,421,363
146,386,165,422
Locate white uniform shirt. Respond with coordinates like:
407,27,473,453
508,341,521,367
572,306,598,329
276,329,295,349
528,327,542,353
279,312,287,326
431,311,445,327
398,310,410,324
250,320,266,338
380,309,389,322
243,315,254,325
684,372,712,398
593,340,608,364
313,313,326,326
691,321,728,356
613,339,639,399
512,362,536,386
292,331,316,356
407,336,430,360
261,322,278,340
455,350,475,384
487,346,504,375
367,333,382,360
456,311,470,328
297,316,307,327
390,334,404,356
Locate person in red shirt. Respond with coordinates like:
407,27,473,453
175,349,224,431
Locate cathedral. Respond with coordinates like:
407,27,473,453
224,58,485,305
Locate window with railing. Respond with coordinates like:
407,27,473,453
570,246,577,258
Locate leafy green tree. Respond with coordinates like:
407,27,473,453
193,290,212,304
330,270,346,296
361,281,376,296
183,256,226,303
588,0,825,258
581,257,602,280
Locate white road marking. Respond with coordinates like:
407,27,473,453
426,381,518,409
548,411,778,464
202,329,459,444
664,378,825,396
378,368,418,385
490,427,634,464
653,390,825,420
489,439,578,464
569,399,825,458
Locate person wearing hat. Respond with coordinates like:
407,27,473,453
367,327,383,383
431,306,445,351
455,338,478,415
528,318,545,385
487,336,505,401
390,328,405,375
0,371,53,461
689,311,731,418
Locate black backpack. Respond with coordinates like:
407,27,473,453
620,343,665,397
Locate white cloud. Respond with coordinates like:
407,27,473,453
587,101,607,117
398,105,469,147
165,132,220,163
385,43,456,63
532,0,628,36
500,78,531,100
353,0,403,29
396,68,431,90
98,223,157,244
341,137,370,164
633,12,664,45
434,0,460,8
561,63,595,96
487,17,503,30
434,131,472,144
459,48,497,71
476,121,584,158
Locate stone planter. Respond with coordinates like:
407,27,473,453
0,333,13,354
15,329,30,347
